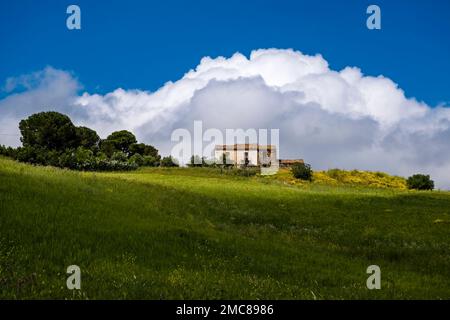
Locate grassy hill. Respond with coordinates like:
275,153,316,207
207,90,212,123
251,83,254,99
1,156,450,299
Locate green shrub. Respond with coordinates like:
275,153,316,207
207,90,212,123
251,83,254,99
75,147,94,163
96,152,108,161
111,151,128,162
291,162,313,181
128,153,145,166
58,149,77,169
0,145,17,158
160,156,179,167
89,159,137,171
407,174,434,190
14,145,137,172
15,146,45,165
9,111,158,172
143,155,159,167
45,149,62,167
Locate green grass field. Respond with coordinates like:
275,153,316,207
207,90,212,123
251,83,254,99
1,156,450,299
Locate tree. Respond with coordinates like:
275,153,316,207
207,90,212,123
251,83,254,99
129,143,159,158
14,112,144,171
291,162,313,181
19,111,78,151
160,156,179,167
142,144,158,157
0,145,17,158
75,147,94,164
407,174,434,191
103,130,137,155
76,126,100,150
99,140,116,157
129,143,145,156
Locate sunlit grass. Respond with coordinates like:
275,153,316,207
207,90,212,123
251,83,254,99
1,157,450,299
262,168,407,190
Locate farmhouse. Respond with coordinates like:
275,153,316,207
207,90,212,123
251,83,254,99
215,144,276,167
214,144,304,167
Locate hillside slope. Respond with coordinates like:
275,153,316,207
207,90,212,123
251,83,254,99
1,157,450,299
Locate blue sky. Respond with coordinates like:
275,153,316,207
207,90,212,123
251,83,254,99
1,0,450,187
1,0,449,106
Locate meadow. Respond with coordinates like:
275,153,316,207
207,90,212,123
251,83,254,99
1,156,450,299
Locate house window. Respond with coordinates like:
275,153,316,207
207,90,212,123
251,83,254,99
244,152,249,166
222,152,231,165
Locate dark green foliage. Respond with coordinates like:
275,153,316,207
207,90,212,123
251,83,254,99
291,162,313,181
11,112,164,171
407,174,435,190
86,159,137,171
160,156,179,167
99,139,116,157
103,130,137,155
143,155,160,167
129,143,161,166
14,146,136,171
0,145,7,156
129,143,159,157
57,148,136,171
129,143,146,156
19,111,78,151
0,145,17,158
15,146,46,164
76,126,100,150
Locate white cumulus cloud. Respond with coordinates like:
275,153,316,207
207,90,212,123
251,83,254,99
1,49,449,188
